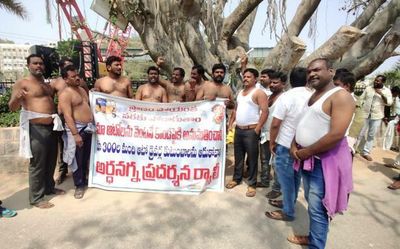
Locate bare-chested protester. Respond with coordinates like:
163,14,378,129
196,63,235,109
93,56,133,98
135,66,168,103
50,57,89,185
8,54,65,209
185,65,207,102
155,57,186,102
58,65,94,199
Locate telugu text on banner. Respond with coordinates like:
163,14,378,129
88,92,226,194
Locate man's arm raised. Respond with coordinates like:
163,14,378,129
296,90,355,160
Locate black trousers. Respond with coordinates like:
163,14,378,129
72,130,92,187
29,124,58,204
233,127,259,187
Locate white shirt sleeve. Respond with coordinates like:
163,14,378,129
272,94,287,120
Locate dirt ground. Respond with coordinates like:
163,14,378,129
0,147,399,249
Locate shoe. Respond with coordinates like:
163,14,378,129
246,186,256,197
74,187,85,199
265,190,281,199
287,235,309,245
55,173,67,185
32,201,54,209
361,154,373,161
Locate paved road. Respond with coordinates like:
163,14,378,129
0,147,399,249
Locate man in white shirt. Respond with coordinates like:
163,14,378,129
359,75,393,161
265,67,313,221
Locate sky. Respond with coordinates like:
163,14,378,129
0,0,398,75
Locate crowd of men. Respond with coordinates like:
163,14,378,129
2,52,399,249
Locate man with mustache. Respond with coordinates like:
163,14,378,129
185,65,207,102
225,68,268,197
93,56,133,98
288,58,354,248
155,57,186,102
195,63,234,109
135,66,167,103
357,75,392,161
9,54,65,209
50,57,88,185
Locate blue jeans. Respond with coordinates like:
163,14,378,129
233,127,259,186
302,159,329,249
274,144,300,219
359,118,381,155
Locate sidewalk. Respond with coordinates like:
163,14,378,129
0,147,399,249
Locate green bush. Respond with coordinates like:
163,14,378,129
0,88,19,127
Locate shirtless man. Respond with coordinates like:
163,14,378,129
196,63,234,109
135,66,167,103
58,65,93,199
50,58,88,185
94,56,133,98
155,57,186,102
185,65,207,102
9,54,65,209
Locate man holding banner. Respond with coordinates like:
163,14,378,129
135,66,168,103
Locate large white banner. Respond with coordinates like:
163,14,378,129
88,92,226,194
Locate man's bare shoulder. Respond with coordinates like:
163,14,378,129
332,88,355,102
119,76,131,84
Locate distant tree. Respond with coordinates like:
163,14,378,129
0,0,27,19
0,38,14,44
383,61,400,87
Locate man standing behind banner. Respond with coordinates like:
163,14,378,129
185,65,207,102
225,68,268,197
136,66,168,103
155,56,186,102
58,65,94,199
195,63,235,109
94,56,133,98
9,54,65,209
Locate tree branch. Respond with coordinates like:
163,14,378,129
343,0,400,60
301,26,365,67
221,0,262,41
287,0,321,35
342,17,400,79
350,0,387,29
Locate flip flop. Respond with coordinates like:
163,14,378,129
74,187,85,199
287,235,309,245
48,188,66,195
265,210,293,221
0,207,17,218
225,181,239,189
33,201,54,209
268,199,283,208
246,187,256,197
387,180,400,190
265,190,281,199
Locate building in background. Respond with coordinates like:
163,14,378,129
0,44,30,81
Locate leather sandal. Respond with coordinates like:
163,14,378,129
33,201,54,209
225,181,239,189
265,210,293,221
246,186,256,197
268,199,283,208
287,235,309,245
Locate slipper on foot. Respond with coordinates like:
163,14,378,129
246,187,256,197
33,201,54,209
0,208,17,218
287,235,309,245
226,181,239,189
268,199,283,209
265,210,293,221
265,190,281,199
74,187,85,199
